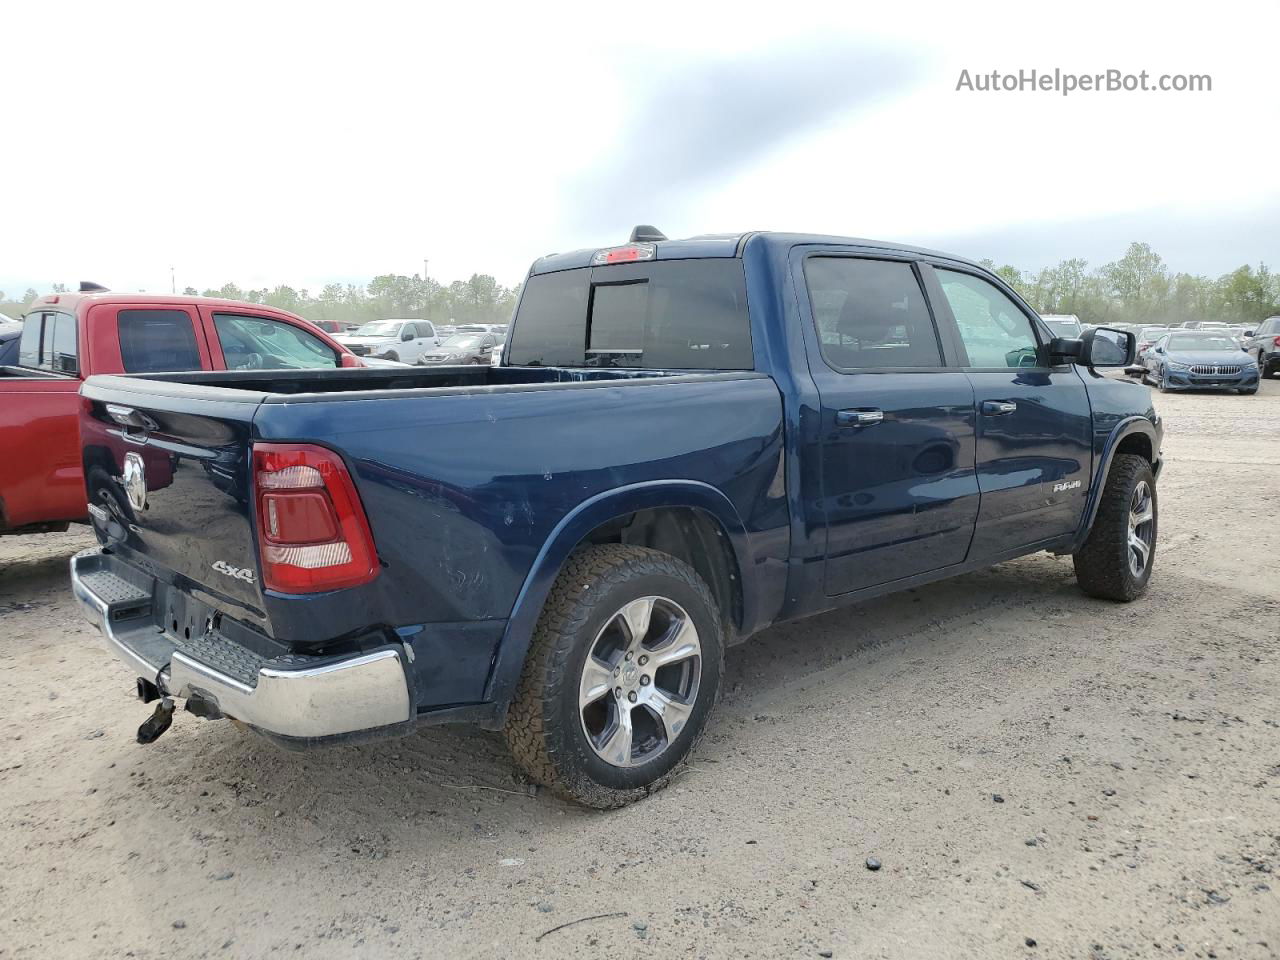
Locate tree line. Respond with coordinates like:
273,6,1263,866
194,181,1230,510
982,243,1280,327
1,272,522,328
5,244,1279,328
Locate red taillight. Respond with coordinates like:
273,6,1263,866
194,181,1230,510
339,353,363,368
252,443,378,593
1273,336,1280,348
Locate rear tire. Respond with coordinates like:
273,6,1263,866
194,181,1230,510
504,544,724,809
1073,454,1157,602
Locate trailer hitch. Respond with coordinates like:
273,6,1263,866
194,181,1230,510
137,697,175,744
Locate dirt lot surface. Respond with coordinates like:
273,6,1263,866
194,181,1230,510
2,379,1277,960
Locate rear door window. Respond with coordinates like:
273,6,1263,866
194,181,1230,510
506,259,752,369
213,313,339,369
118,309,203,373
802,257,943,369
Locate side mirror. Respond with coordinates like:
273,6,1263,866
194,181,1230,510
1155,346,1165,354
1076,327,1135,368
1244,329,1256,337
400,329,414,342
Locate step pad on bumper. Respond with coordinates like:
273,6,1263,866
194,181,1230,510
176,631,267,688
77,568,149,604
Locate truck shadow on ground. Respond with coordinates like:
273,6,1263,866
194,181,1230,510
110,552,1093,844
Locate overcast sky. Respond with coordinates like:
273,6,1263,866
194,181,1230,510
3,0,1277,297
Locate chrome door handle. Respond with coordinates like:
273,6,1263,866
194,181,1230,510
982,400,1018,416
836,408,884,427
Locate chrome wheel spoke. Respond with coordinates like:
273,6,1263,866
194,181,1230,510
649,616,699,668
1131,504,1153,527
597,711,634,767
1128,531,1151,575
579,655,614,709
646,690,694,741
620,597,655,648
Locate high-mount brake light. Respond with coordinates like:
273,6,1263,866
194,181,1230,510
592,243,656,266
252,443,379,593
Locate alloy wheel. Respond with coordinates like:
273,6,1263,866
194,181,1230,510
578,596,702,768
1127,480,1155,579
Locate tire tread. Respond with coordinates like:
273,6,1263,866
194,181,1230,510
1073,453,1156,602
503,544,723,809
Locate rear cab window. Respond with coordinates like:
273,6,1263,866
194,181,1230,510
506,259,753,370
118,309,202,373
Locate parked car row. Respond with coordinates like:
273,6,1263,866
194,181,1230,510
330,320,509,365
1118,316,1280,391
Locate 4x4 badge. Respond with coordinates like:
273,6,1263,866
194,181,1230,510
212,560,257,584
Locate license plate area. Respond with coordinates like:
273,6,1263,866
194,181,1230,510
155,581,215,645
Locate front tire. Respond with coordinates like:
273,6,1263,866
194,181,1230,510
1073,454,1157,602
504,544,724,809
383,351,399,363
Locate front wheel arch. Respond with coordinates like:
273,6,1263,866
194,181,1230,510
1069,418,1159,553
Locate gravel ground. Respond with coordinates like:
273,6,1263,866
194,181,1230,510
1,379,1277,960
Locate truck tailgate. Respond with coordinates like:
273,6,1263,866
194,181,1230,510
80,379,269,628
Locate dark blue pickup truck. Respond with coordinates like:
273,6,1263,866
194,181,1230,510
72,229,1161,807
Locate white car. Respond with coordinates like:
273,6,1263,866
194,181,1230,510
359,356,412,368
1040,313,1084,339
337,319,440,364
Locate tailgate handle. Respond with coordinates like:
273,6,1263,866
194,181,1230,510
105,403,158,431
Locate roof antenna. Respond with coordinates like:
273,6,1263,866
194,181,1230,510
629,225,667,243
79,281,109,293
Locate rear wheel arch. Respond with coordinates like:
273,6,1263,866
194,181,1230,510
581,505,743,637
486,483,752,720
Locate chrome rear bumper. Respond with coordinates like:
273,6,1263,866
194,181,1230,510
71,548,412,740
